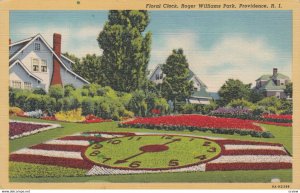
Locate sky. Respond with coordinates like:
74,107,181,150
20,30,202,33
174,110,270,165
10,11,292,92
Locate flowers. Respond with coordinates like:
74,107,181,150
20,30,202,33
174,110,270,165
122,115,262,131
261,114,292,123
9,120,61,139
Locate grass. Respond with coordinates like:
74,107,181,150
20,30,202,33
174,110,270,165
9,116,293,182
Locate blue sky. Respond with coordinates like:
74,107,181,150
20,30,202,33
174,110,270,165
10,11,292,91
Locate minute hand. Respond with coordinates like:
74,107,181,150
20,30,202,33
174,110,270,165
163,138,181,145
114,152,146,164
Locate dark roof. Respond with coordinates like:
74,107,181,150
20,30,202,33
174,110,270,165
209,92,220,100
256,73,290,81
191,87,211,98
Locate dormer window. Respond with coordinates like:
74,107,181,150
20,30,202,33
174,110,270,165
32,58,39,72
41,60,47,72
34,42,41,51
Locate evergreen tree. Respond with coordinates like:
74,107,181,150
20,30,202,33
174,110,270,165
161,49,193,105
97,10,152,92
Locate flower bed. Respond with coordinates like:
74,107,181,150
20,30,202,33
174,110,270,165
84,114,111,124
261,114,292,123
9,132,291,176
255,121,292,127
119,115,274,138
9,120,61,139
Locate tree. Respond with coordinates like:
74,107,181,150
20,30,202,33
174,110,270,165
63,53,104,85
218,79,252,105
284,82,293,98
161,49,194,105
97,10,152,92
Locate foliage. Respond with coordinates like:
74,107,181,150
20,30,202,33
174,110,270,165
128,90,147,117
211,107,254,120
218,79,252,106
32,88,47,95
249,89,264,103
55,108,85,122
9,162,86,178
9,107,24,116
179,103,195,114
25,94,43,111
97,10,152,92
227,98,256,110
284,82,292,98
49,85,64,101
161,49,194,104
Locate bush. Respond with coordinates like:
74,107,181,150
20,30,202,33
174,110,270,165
228,98,256,110
41,96,56,115
55,108,85,122
32,88,47,95
82,97,95,116
25,94,43,111
179,103,195,114
24,109,43,118
49,85,64,101
9,107,24,116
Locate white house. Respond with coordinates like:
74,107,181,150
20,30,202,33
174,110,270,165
149,64,212,104
9,33,89,92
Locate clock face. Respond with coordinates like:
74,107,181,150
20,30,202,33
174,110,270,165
83,135,222,170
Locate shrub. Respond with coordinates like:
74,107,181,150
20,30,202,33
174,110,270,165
180,103,195,114
55,108,85,122
32,88,47,95
25,94,43,111
49,85,64,101
82,97,95,116
9,107,24,116
41,96,56,115
64,84,75,97
24,110,43,118
228,98,256,110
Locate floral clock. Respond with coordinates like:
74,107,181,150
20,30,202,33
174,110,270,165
83,135,222,170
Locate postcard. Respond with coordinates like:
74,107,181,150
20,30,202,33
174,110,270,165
0,0,299,190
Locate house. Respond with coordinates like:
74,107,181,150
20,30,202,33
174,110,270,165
255,68,291,99
149,64,212,104
9,33,89,92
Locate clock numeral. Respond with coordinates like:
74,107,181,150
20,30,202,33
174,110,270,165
107,139,122,144
203,141,211,146
168,159,179,166
195,155,207,160
161,135,173,139
89,150,101,156
92,143,103,149
207,147,216,152
129,161,141,168
128,136,142,141
102,157,111,163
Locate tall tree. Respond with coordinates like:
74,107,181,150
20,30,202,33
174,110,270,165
63,53,104,85
218,79,252,105
161,49,193,104
97,10,152,92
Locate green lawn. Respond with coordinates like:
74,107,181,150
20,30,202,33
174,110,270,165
9,116,293,183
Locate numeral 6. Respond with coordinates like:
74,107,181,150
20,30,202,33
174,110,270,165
169,159,179,166
129,161,141,168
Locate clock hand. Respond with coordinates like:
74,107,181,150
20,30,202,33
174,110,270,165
114,151,146,164
163,138,181,145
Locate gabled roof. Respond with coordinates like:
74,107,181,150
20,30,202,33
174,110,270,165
9,34,90,84
256,73,290,81
259,79,286,91
9,60,42,82
149,64,207,88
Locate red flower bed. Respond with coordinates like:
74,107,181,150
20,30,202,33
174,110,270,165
41,116,57,121
123,115,263,131
84,114,110,123
262,114,292,120
9,122,51,138
256,121,292,127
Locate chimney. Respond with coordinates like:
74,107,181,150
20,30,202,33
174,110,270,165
50,33,63,86
9,38,11,45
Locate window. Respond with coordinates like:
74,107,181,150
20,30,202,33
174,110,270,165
41,60,47,72
12,80,22,89
24,82,32,90
34,42,41,51
155,74,159,80
160,73,163,79
32,59,39,72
